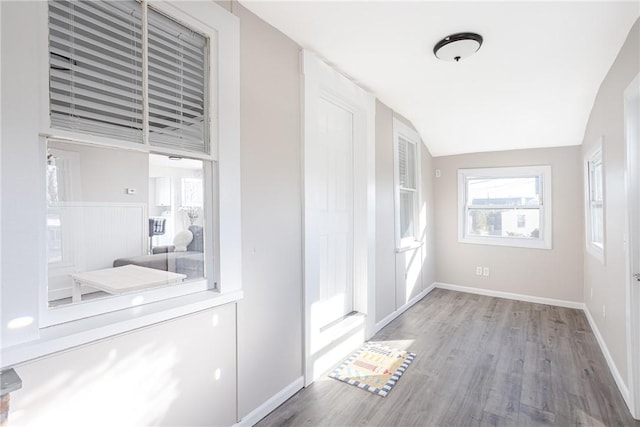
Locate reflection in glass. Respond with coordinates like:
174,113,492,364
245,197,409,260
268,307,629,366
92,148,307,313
46,142,206,306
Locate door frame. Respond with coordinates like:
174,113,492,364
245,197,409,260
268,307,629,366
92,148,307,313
624,72,640,419
301,50,376,386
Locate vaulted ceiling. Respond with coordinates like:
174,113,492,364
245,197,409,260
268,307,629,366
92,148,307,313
240,1,639,156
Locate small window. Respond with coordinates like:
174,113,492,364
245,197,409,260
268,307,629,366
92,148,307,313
394,119,421,249
458,166,552,249
586,143,604,261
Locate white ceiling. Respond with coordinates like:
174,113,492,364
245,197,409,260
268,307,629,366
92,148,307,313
239,1,639,157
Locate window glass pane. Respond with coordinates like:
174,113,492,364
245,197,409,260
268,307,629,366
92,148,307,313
588,150,604,248
467,208,540,238
398,137,416,190
591,205,603,245
49,0,144,142
400,190,415,239
46,141,207,307
148,7,208,153
590,160,603,202
467,176,541,207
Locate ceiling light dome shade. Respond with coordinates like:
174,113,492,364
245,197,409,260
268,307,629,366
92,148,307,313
434,32,483,62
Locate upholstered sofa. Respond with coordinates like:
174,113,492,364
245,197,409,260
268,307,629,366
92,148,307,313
113,225,204,279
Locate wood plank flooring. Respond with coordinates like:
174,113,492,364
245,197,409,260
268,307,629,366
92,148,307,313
257,289,639,426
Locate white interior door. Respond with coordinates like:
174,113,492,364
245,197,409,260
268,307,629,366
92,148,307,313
317,98,354,328
303,51,376,386
625,73,640,419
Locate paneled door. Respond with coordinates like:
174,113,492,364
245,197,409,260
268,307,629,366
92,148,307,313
316,98,355,328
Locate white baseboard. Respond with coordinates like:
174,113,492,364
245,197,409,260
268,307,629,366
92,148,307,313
583,306,631,408
375,282,436,333
235,376,304,427
434,282,583,309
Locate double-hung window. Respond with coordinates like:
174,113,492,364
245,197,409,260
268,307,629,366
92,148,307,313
458,166,552,249
42,0,235,326
585,142,604,261
394,119,422,250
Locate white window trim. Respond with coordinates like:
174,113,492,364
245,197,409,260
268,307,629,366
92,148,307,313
393,119,423,251
0,0,241,365
458,165,552,250
585,138,605,263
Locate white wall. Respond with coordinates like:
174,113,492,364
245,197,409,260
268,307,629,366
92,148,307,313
374,101,397,321
49,141,149,204
433,146,584,304
1,0,45,348
582,18,640,388
9,304,238,426
232,2,304,419
375,102,436,324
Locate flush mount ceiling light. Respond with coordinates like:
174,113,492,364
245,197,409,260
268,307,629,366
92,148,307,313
434,32,483,62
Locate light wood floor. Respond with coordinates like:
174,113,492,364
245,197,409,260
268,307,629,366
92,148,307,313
257,289,639,426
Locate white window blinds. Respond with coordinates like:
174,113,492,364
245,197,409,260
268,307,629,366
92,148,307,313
49,0,144,142
48,0,209,153
398,137,417,239
148,8,208,153
398,137,416,189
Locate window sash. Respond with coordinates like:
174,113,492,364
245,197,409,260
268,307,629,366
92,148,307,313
586,147,604,253
590,203,604,246
399,189,416,239
588,156,603,202
48,0,210,154
147,6,209,154
398,137,417,191
459,166,551,249
394,123,421,249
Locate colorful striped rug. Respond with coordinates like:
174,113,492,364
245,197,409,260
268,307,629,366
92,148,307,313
328,342,416,397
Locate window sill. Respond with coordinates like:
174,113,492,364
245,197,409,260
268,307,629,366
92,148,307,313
396,241,424,253
459,236,551,250
586,244,605,264
1,289,243,369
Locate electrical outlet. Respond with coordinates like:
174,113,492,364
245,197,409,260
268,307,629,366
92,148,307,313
475,266,483,276
602,305,606,319
435,169,442,178
483,267,490,277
